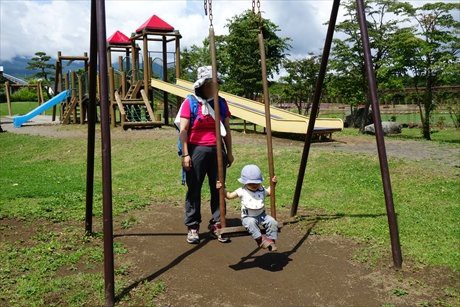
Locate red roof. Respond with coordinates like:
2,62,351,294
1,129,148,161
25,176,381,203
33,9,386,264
136,15,174,34
107,31,131,45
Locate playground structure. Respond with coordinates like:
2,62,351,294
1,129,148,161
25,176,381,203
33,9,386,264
7,12,343,135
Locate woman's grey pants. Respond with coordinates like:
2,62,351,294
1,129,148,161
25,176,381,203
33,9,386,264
184,145,227,227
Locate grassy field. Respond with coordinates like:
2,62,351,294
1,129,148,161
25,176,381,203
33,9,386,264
0,101,54,116
0,126,459,304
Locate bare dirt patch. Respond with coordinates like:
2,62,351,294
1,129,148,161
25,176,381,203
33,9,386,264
111,204,459,306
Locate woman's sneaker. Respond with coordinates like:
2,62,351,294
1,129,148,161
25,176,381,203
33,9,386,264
208,223,230,243
186,226,200,244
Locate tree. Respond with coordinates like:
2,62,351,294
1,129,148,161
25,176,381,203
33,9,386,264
180,35,227,82
223,10,290,99
281,55,321,115
26,52,55,83
179,11,289,100
392,2,460,140
328,0,403,131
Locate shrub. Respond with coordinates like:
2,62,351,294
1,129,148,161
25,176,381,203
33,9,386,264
10,88,38,102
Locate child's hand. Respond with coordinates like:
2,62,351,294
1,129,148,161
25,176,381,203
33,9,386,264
216,180,223,189
272,176,277,186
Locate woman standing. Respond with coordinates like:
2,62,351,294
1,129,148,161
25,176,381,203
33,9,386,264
178,66,234,244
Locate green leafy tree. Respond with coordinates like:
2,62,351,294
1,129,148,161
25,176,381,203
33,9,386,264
180,35,227,82
392,2,460,139
281,55,321,114
26,52,55,83
328,0,402,131
224,10,290,99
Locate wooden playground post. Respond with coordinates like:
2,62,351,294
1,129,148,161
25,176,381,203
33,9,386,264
78,75,84,124
175,35,182,117
109,67,116,127
38,81,45,105
5,81,12,116
121,71,126,97
118,56,123,72
162,35,169,125
63,73,69,122
142,35,149,95
71,72,78,124
131,40,137,82
52,52,62,121
175,36,180,78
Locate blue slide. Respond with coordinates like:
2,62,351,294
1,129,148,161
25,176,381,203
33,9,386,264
13,90,70,128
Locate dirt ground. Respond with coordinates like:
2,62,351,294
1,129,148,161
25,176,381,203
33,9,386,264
110,204,458,306
2,117,459,306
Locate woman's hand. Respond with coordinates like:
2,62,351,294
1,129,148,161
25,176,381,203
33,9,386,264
227,152,234,167
182,155,192,171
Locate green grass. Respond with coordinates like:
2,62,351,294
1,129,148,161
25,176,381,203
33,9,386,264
0,127,459,304
336,127,459,145
0,101,54,116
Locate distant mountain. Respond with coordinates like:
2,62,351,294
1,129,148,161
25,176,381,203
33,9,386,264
1,56,85,79
1,55,176,80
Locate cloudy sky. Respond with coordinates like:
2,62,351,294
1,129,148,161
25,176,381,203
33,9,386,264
0,0,455,63
0,0,349,62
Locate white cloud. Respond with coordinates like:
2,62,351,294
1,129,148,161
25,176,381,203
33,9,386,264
9,0,417,63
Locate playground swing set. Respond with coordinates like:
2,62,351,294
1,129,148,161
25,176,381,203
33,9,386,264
39,0,403,305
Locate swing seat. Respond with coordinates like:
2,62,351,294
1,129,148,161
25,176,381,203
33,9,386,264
216,222,284,238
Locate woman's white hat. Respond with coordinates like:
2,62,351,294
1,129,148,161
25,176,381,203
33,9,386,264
193,65,222,89
238,164,264,184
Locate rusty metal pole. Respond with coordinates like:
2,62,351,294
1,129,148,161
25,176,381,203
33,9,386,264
355,0,402,268
95,0,115,304
85,0,97,235
291,0,341,217
258,33,276,220
209,27,226,228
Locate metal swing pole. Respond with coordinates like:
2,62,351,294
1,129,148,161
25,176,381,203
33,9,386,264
85,0,97,235
207,0,227,227
355,0,402,268
94,0,116,304
256,0,276,220
291,0,341,217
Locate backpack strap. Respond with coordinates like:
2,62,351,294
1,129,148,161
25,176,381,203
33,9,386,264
186,95,199,127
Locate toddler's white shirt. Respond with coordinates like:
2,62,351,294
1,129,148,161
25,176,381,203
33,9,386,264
236,186,268,217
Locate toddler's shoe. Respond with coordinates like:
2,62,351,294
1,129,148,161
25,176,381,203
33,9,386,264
258,235,277,251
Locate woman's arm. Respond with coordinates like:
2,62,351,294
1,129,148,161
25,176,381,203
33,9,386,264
180,117,192,171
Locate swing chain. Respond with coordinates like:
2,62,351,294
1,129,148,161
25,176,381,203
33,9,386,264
205,0,213,27
257,0,262,30
252,0,255,13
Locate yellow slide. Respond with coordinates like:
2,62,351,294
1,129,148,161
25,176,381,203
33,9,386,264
151,78,343,134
